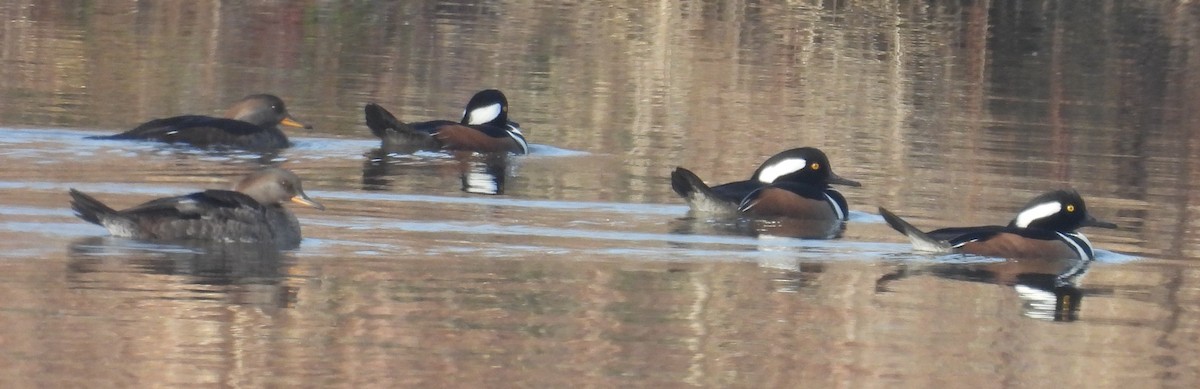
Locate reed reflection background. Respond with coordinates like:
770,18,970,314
1,0,1199,387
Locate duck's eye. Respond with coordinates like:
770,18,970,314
811,163,821,170
1066,204,1076,212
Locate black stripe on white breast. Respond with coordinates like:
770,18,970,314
1056,231,1095,261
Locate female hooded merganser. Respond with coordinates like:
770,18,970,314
364,89,528,155
878,189,1117,260
95,94,310,151
671,147,861,217
68,168,324,249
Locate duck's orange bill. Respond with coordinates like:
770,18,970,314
290,195,325,210
280,116,311,129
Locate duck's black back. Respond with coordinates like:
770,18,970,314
98,115,290,150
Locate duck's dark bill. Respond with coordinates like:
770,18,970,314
1083,215,1118,229
828,173,862,187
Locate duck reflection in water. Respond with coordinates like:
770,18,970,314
670,215,849,240
67,237,298,309
875,256,1090,322
459,152,509,195
363,149,511,195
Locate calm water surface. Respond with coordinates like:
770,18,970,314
2,0,1200,387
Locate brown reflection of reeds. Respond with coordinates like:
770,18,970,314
6,0,1200,387
5,241,1199,387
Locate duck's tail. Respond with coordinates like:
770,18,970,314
69,189,119,226
878,207,954,253
671,167,737,214
671,167,712,200
364,103,415,139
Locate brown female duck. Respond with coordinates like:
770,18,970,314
95,94,310,151
69,168,324,249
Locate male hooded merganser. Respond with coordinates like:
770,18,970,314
364,89,528,155
68,168,324,249
671,147,861,217
878,189,1117,260
95,94,311,151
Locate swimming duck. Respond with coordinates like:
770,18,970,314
95,94,310,151
671,147,860,217
68,168,324,249
364,89,528,154
879,189,1117,260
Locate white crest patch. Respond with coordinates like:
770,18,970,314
756,158,807,183
466,103,502,125
1014,201,1062,228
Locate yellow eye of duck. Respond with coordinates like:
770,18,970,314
811,163,820,170
1066,204,1076,212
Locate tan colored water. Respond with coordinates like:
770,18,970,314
2,0,1200,387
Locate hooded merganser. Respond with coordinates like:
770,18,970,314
68,168,324,249
94,94,310,151
879,189,1117,260
364,89,528,155
671,147,861,216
